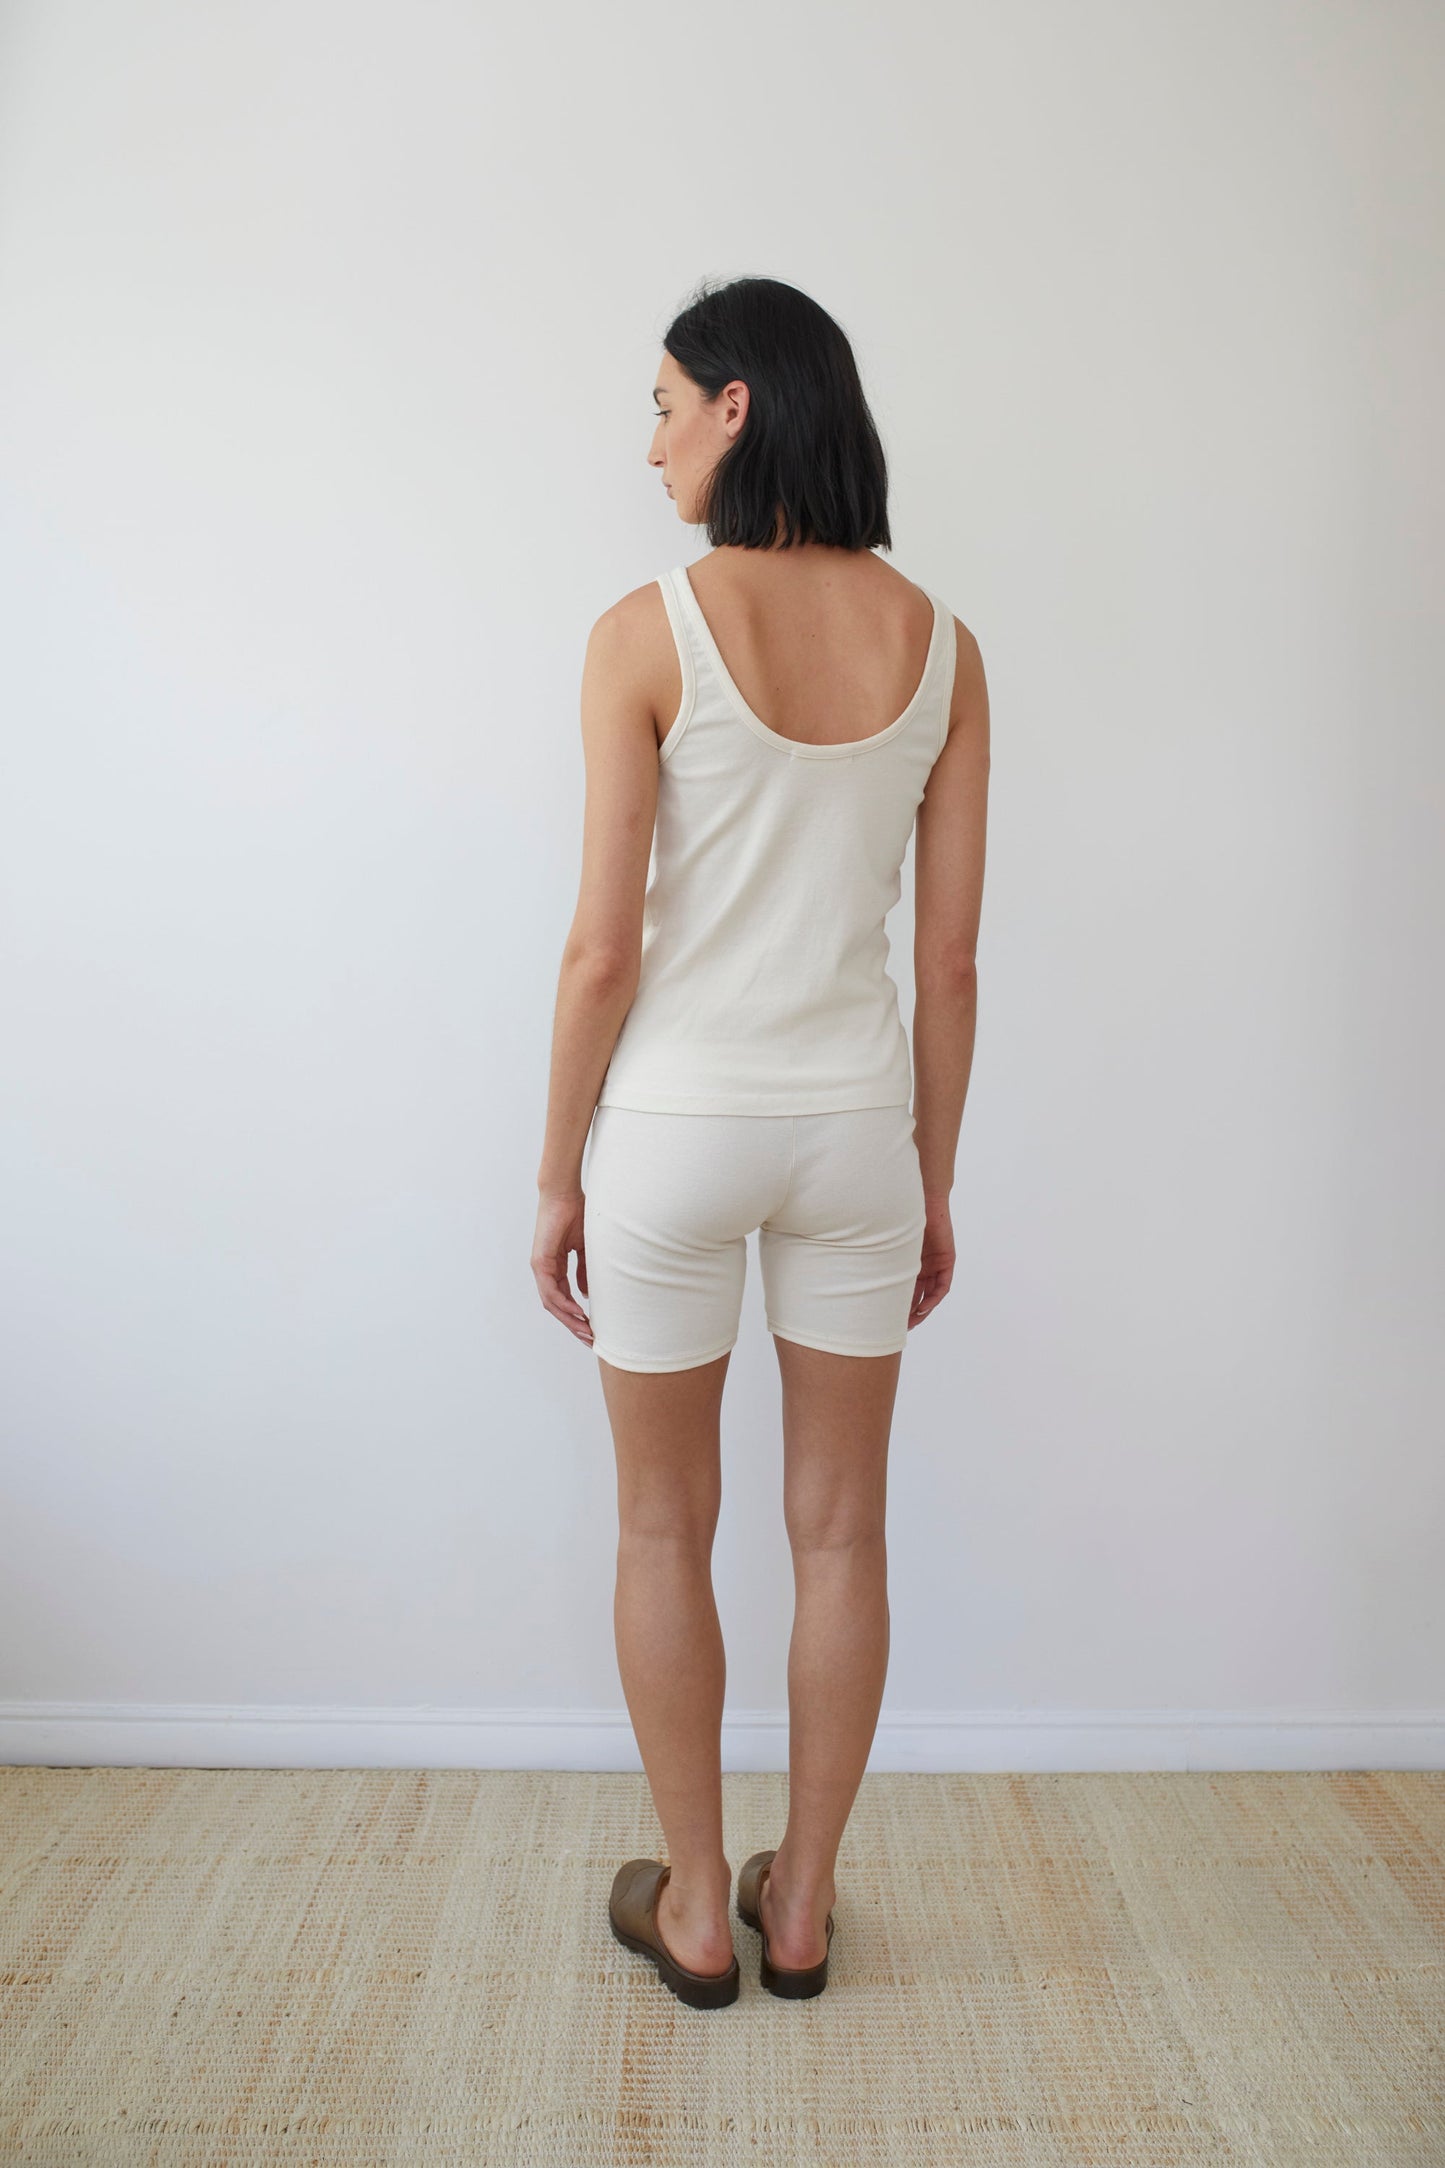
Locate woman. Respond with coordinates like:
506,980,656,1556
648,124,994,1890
532,277,990,2007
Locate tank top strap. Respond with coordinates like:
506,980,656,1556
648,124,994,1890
662,563,716,677
658,565,696,659
656,568,699,762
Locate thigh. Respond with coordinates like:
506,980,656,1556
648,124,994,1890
582,1106,791,1374
757,1104,927,1359
598,1350,734,1541
772,1332,903,1546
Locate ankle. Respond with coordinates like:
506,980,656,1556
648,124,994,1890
665,1860,732,1914
767,1849,837,1912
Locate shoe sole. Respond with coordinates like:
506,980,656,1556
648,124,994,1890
609,1912,741,2009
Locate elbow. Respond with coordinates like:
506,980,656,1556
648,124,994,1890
564,941,638,996
916,954,978,995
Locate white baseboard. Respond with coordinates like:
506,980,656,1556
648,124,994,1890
0,1704,1441,1771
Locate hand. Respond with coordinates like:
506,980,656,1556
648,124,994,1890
907,1194,955,1330
532,1187,594,1349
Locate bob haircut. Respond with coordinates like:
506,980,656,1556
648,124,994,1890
662,276,891,553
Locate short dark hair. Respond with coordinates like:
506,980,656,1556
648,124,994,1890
661,277,891,552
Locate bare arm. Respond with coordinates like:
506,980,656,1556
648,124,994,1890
531,588,676,1347
907,620,990,1325
536,589,670,1200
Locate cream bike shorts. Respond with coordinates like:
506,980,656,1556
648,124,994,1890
581,1103,928,1372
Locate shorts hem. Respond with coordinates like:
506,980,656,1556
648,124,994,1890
592,1335,738,1374
765,1318,909,1358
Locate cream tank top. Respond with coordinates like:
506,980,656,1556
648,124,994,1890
595,563,958,1117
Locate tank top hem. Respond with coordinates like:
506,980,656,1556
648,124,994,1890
595,1082,913,1117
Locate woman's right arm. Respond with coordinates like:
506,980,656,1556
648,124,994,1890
909,619,990,1321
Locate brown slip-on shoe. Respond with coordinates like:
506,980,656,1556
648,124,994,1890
608,1858,740,2009
737,1848,834,1999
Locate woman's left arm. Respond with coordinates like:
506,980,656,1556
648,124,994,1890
531,593,661,1343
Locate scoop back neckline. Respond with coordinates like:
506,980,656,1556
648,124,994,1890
672,564,943,760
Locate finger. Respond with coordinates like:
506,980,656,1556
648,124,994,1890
908,1270,948,1324
543,1296,594,1343
534,1265,593,1336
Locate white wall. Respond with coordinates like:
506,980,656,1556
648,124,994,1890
1,0,1441,1771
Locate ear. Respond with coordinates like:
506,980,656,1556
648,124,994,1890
721,378,750,438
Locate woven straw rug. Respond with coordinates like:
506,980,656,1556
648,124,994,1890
0,1766,1440,2165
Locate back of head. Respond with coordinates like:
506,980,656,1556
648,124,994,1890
662,276,891,553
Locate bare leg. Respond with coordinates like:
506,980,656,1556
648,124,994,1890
598,1349,736,1976
762,1336,901,1968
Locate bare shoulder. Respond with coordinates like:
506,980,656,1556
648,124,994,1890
582,577,679,746
948,611,986,691
875,559,976,653
588,575,671,648
943,612,988,749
